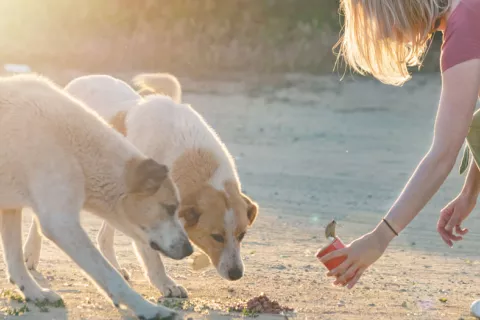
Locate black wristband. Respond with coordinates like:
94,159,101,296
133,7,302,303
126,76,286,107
382,218,399,236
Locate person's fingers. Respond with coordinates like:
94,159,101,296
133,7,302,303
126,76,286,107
437,206,453,230
335,263,358,286
445,212,461,234
346,267,366,289
439,234,453,247
437,224,450,246
326,258,353,277
319,248,348,264
437,220,454,246
448,233,463,241
439,227,462,243
437,200,470,246
437,219,465,246
437,207,453,239
437,214,448,231
455,225,469,236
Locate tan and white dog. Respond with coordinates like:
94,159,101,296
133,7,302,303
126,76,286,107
0,74,191,319
24,73,259,298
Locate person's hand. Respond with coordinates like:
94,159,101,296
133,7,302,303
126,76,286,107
437,193,476,247
319,224,393,289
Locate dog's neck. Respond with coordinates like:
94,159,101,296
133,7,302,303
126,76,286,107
171,148,220,198
79,127,138,218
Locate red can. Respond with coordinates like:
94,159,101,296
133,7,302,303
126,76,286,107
316,237,346,271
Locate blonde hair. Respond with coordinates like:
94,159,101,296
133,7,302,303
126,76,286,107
336,0,451,86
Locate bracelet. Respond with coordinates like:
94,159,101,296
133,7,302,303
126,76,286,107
382,218,399,236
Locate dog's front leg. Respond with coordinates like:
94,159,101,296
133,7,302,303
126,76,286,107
36,212,178,319
23,215,43,270
0,209,61,302
133,241,188,298
97,221,131,280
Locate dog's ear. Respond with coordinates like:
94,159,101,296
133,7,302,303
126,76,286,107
110,111,128,136
126,158,169,196
179,206,201,228
242,194,258,226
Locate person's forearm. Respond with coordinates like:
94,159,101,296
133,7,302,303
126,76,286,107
461,160,480,198
375,150,456,241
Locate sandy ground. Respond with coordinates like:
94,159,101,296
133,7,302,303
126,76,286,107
0,71,479,320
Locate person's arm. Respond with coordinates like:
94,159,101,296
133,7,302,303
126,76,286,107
377,59,480,238
321,59,480,288
437,158,480,246
460,160,480,198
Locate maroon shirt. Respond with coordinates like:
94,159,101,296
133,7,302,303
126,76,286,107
441,0,480,72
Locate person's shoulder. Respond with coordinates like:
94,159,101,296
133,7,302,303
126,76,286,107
441,0,480,73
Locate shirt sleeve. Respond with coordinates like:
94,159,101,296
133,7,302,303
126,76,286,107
441,1,480,73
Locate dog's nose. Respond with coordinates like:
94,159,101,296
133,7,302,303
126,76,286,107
182,241,194,257
149,241,161,251
228,267,243,281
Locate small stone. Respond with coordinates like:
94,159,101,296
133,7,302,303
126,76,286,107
272,264,287,270
402,301,408,308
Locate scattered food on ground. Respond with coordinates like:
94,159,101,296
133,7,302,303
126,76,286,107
228,293,295,316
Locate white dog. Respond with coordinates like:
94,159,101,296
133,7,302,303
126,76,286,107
0,74,190,319
24,73,259,298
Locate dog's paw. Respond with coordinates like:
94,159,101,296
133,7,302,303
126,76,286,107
159,281,188,299
24,287,62,304
136,304,179,320
160,283,188,298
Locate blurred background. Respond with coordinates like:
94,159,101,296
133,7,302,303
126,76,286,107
0,0,443,78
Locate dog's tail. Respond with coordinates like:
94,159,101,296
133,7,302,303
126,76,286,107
132,73,182,103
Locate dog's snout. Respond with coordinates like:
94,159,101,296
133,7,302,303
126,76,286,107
228,267,243,281
149,241,161,251
182,241,194,257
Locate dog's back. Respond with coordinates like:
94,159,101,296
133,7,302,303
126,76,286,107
0,74,139,207
127,96,235,173
0,74,99,161
131,74,237,181
65,75,142,121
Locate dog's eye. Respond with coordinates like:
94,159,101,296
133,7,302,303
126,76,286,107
211,234,225,243
237,232,246,242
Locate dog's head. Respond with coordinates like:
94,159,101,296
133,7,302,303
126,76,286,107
117,157,193,260
179,181,258,281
